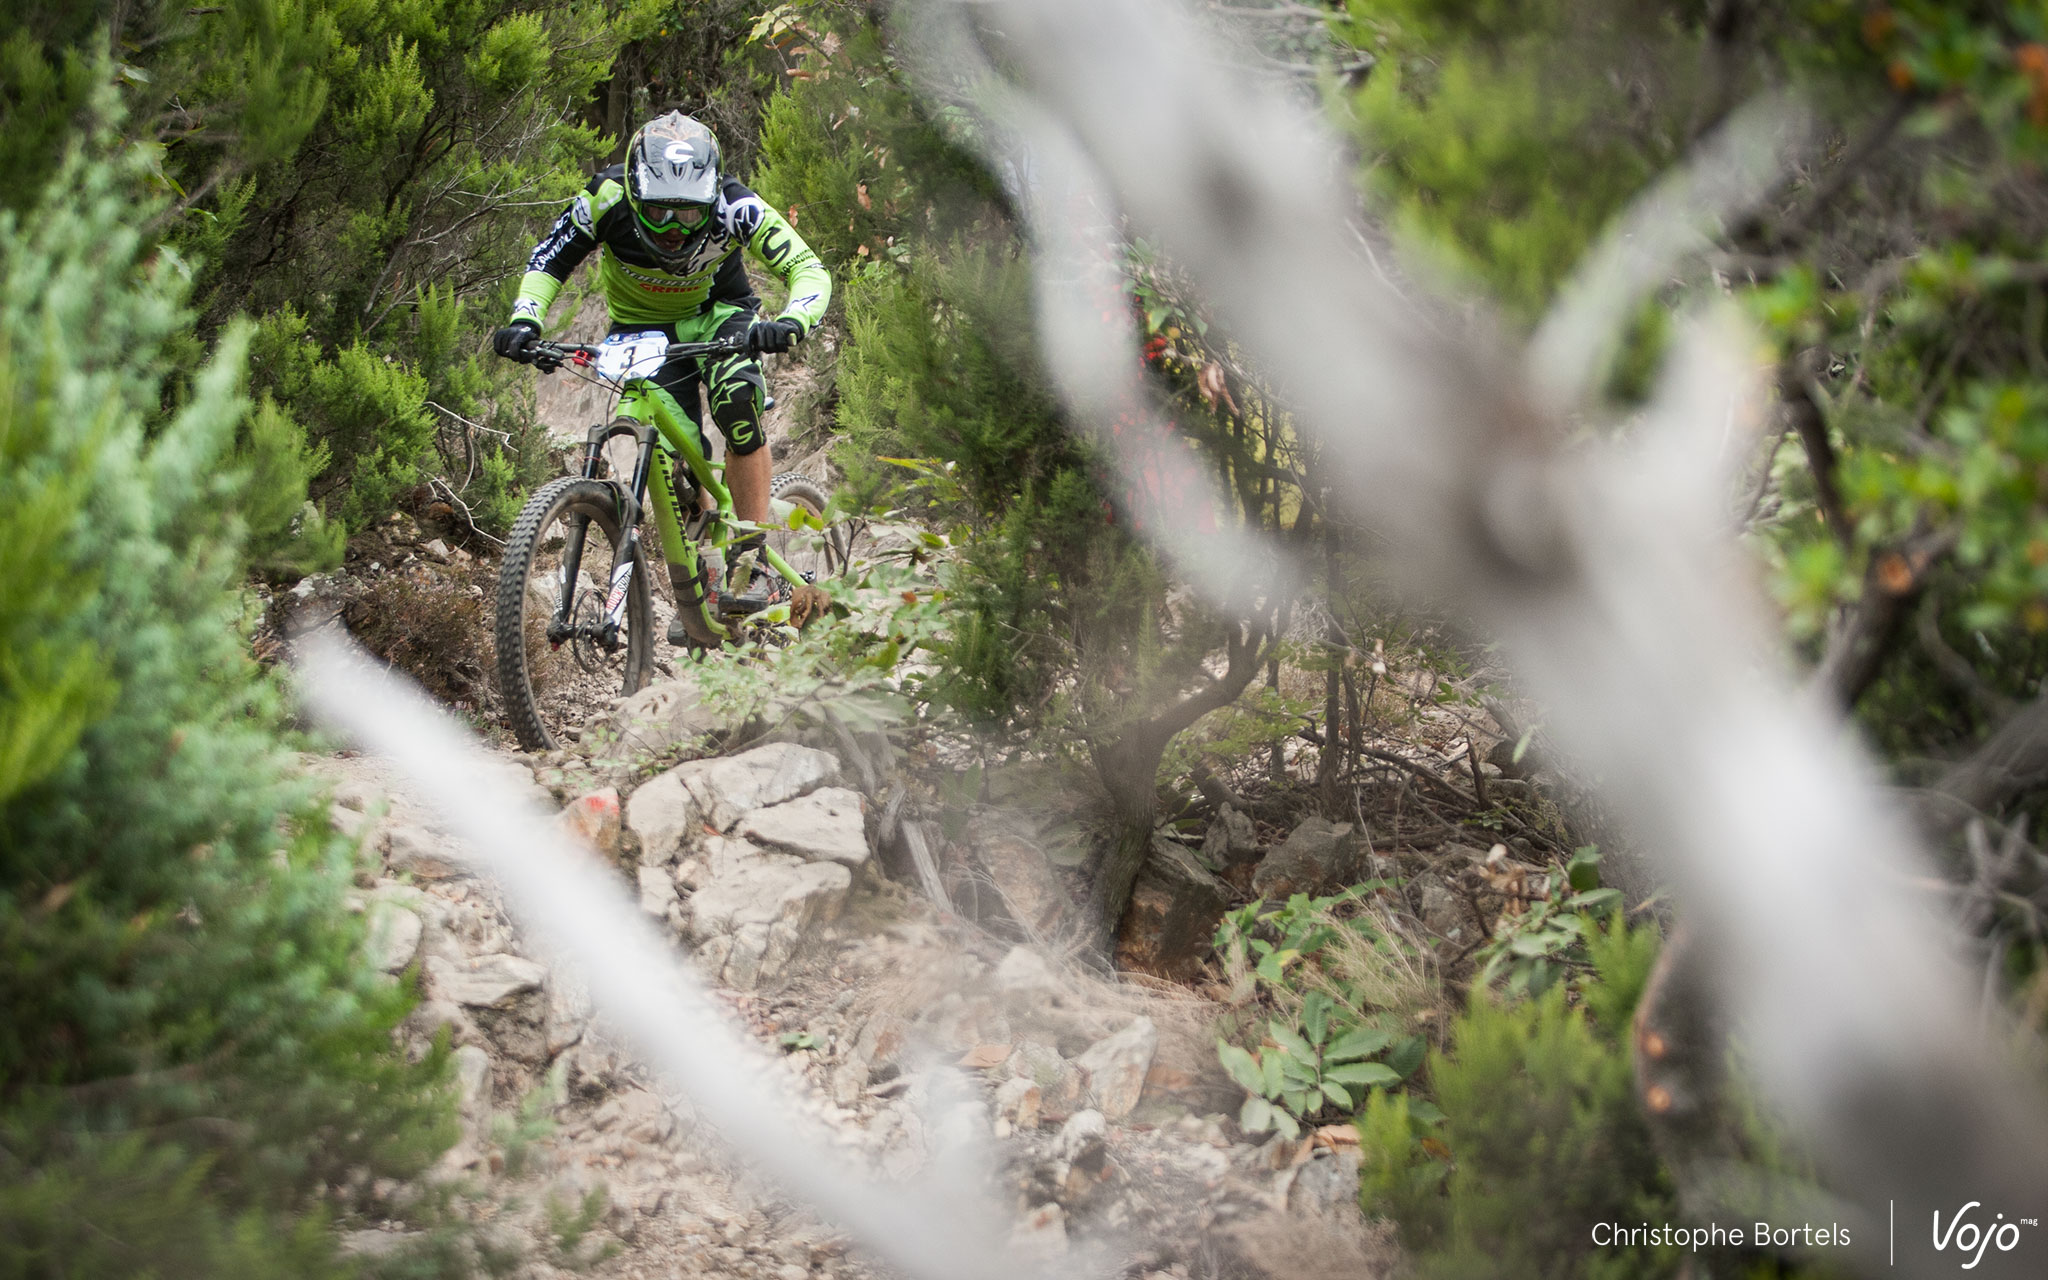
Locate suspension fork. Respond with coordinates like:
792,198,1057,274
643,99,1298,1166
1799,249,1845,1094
553,419,662,644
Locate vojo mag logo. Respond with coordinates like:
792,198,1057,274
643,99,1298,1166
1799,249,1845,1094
1931,1202,2035,1270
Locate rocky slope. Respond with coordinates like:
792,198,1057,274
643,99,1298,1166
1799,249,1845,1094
310,721,1398,1280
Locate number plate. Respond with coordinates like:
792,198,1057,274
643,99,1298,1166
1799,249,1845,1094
594,332,669,380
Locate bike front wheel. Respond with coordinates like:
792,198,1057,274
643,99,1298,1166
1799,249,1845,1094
495,477,653,751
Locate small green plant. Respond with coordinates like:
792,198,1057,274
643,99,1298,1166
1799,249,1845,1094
1219,992,1414,1138
489,1082,559,1178
1214,888,1441,1136
1472,845,1623,998
546,1187,617,1268
1216,887,1388,986
779,1030,821,1052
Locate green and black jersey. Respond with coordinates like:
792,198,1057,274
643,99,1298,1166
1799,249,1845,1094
508,165,830,332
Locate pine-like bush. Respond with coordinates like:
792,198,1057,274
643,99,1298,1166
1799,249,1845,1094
0,134,454,1277
1359,921,1679,1279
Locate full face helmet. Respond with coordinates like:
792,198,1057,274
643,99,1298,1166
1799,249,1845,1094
624,112,721,267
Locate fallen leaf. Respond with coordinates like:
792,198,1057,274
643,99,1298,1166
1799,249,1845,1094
856,181,872,210
1313,1123,1360,1149
957,1043,1012,1070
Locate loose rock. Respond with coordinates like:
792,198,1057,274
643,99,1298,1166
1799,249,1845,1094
679,743,840,832
962,815,1068,939
605,675,722,761
1251,817,1366,899
687,857,851,990
1075,1017,1159,1120
365,899,424,974
1413,872,1465,938
426,953,547,1008
994,1076,1043,1132
556,787,623,862
637,864,680,921
1117,837,1229,979
1201,804,1259,866
624,769,704,867
994,946,1060,999
736,786,869,867
384,822,467,879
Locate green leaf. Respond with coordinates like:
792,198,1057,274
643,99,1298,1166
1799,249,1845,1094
1272,1109,1302,1140
1240,1095,1274,1133
1282,1088,1311,1115
1325,1027,1393,1062
1320,1079,1352,1110
1302,993,1331,1046
1255,949,1293,983
1406,1097,1445,1125
1566,844,1602,892
1217,1041,1262,1093
1324,1061,1402,1087
1269,1020,1314,1063
1260,1051,1286,1098
1385,1035,1427,1080
1278,1054,1319,1085
1565,887,1623,917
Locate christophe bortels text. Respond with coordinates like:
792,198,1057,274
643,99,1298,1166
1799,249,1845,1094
1590,1222,1851,1251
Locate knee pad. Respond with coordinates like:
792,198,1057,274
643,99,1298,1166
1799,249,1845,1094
708,358,767,456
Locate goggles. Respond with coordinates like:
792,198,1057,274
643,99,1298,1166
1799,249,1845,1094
639,200,711,231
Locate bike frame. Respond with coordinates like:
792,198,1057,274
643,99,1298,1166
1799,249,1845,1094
538,337,815,649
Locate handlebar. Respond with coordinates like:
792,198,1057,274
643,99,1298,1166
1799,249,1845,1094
527,336,749,373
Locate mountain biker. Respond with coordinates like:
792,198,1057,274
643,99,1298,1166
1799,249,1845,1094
491,111,831,640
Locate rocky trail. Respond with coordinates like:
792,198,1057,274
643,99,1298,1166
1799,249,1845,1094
307,728,1397,1280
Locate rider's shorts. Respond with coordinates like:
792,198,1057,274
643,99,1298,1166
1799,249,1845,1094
607,301,767,458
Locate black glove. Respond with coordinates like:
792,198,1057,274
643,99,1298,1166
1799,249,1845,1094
746,316,803,355
492,321,540,363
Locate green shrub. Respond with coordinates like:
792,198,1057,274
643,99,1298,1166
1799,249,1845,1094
0,134,454,1276
1359,919,1675,1279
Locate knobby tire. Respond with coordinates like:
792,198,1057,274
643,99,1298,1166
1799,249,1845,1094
495,477,653,751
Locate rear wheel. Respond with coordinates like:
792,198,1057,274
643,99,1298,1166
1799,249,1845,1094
495,477,653,751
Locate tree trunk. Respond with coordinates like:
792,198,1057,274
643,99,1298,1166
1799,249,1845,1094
1085,621,1271,953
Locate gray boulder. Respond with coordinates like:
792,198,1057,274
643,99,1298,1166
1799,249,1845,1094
677,743,840,832
637,863,680,920
1251,817,1366,899
687,851,850,989
606,676,722,760
426,953,546,1008
364,898,423,973
1201,804,1259,866
736,786,869,866
624,768,703,866
1074,1016,1158,1120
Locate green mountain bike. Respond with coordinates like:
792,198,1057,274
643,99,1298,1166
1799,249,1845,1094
494,333,852,751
